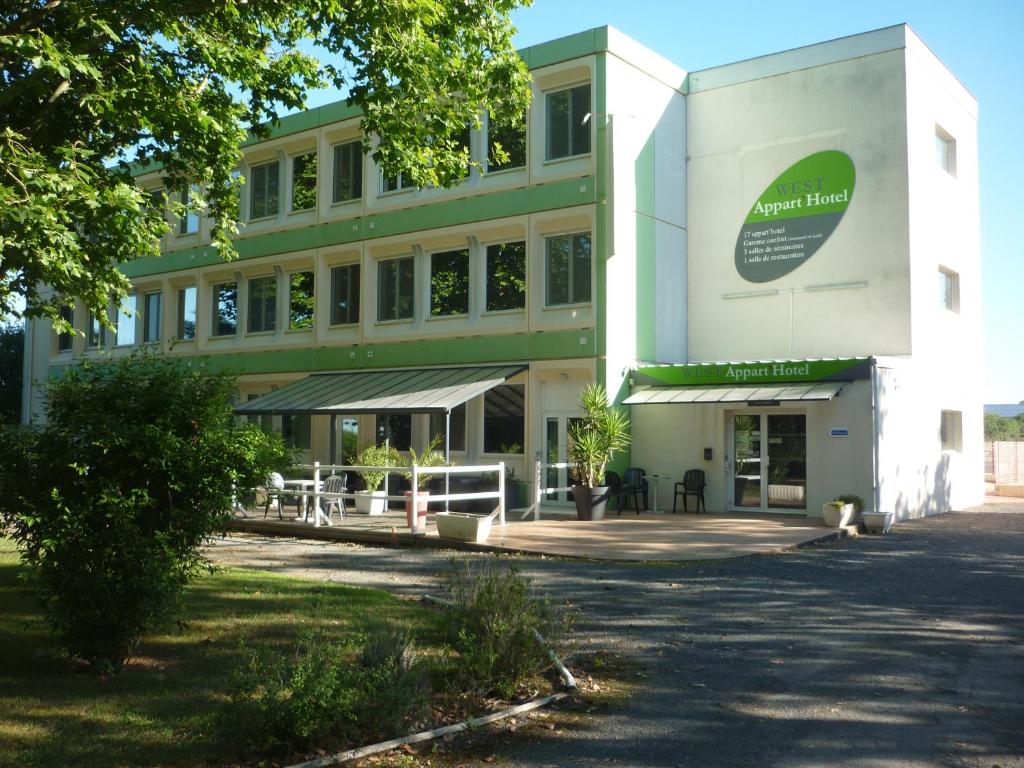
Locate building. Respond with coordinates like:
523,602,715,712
22,23,983,520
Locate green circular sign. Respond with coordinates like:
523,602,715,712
735,150,855,283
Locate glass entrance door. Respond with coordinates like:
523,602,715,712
730,413,807,512
544,413,581,504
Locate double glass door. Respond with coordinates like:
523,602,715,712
730,413,807,512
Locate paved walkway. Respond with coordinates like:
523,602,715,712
206,506,1024,767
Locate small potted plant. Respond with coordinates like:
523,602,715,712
354,443,402,515
568,383,631,521
822,493,863,527
861,509,894,533
403,435,446,527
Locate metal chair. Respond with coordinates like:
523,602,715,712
622,467,648,514
321,473,348,521
673,469,707,514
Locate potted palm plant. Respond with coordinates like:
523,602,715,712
568,383,631,521
354,443,402,515
403,435,446,527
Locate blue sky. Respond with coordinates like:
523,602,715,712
507,0,1022,403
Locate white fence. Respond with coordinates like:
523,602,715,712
986,441,1024,483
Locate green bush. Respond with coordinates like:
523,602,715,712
223,628,429,758
442,559,572,699
0,352,291,673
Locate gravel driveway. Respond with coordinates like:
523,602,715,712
207,506,1024,768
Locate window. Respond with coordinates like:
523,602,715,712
114,294,137,346
487,115,526,171
941,410,962,452
330,263,360,325
430,248,470,316
545,232,591,306
143,291,162,343
291,152,318,211
486,241,526,311
54,305,73,351
333,141,363,203
250,160,280,219
289,271,314,329
178,186,199,235
248,276,276,333
282,414,312,450
429,404,466,452
212,281,238,336
177,286,197,340
382,171,414,193
148,187,166,216
935,127,956,176
546,83,591,160
484,384,524,453
378,256,414,321
939,267,959,313
376,414,411,451
86,310,103,349
339,417,359,464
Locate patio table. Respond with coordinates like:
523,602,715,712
282,478,319,521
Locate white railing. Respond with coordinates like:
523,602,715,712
275,461,508,534
522,460,575,521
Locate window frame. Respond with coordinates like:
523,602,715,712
211,281,238,337
288,270,315,330
544,231,592,307
935,126,957,177
178,185,200,235
290,151,318,212
485,240,527,313
545,83,592,161
114,294,137,347
143,291,162,344
332,140,363,204
429,247,471,317
249,160,281,220
176,285,197,341
56,305,74,352
329,262,361,326
486,113,527,173
247,275,277,334
939,267,960,314
86,310,104,349
377,256,415,322
940,410,962,452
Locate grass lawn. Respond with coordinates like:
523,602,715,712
0,538,445,768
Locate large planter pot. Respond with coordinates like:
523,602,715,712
573,485,609,521
355,489,387,516
405,490,429,527
861,511,894,534
822,502,855,527
436,511,493,543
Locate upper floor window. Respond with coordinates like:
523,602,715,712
382,171,414,194
86,310,103,349
333,141,363,203
936,126,956,177
939,267,959,313
177,286,196,340
178,186,199,235
430,248,470,316
545,232,591,306
378,256,414,321
291,152,318,211
56,304,74,351
487,115,526,172
114,294,136,346
330,263,360,325
486,241,526,311
941,410,962,452
248,276,276,333
546,83,591,160
250,160,280,219
289,271,314,329
143,291,162,343
212,281,238,337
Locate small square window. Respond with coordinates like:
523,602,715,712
935,127,956,176
939,268,959,313
940,410,962,452
291,152,318,211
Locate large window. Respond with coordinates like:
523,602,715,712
178,186,199,235
177,286,197,340
289,271,314,329
486,241,526,311
546,83,591,160
57,305,74,351
143,291,162,343
487,115,526,172
291,152,318,211
941,410,962,452
430,404,466,452
250,160,280,219
430,248,470,316
114,294,137,346
376,414,411,452
330,263,360,325
545,232,591,306
212,281,238,336
248,276,276,333
484,384,524,453
333,141,363,203
378,256,414,321
282,414,312,450
86,310,103,349
936,126,956,177
939,267,959,313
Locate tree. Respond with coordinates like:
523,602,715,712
0,322,24,423
0,352,291,672
0,0,532,330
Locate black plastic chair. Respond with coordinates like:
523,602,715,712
673,469,707,514
604,471,625,513
622,467,648,514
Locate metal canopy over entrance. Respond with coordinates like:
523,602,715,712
623,381,845,405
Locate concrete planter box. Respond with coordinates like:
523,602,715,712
861,511,894,533
822,502,855,527
436,511,493,543
355,490,387,515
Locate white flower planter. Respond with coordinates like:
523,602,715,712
355,490,387,515
822,502,855,527
861,511,894,533
436,511,493,543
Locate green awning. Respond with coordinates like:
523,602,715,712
233,364,527,416
623,381,846,405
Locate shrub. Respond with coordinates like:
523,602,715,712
0,351,290,673
441,559,572,699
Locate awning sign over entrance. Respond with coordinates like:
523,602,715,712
623,381,845,406
233,364,527,416
635,357,870,387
